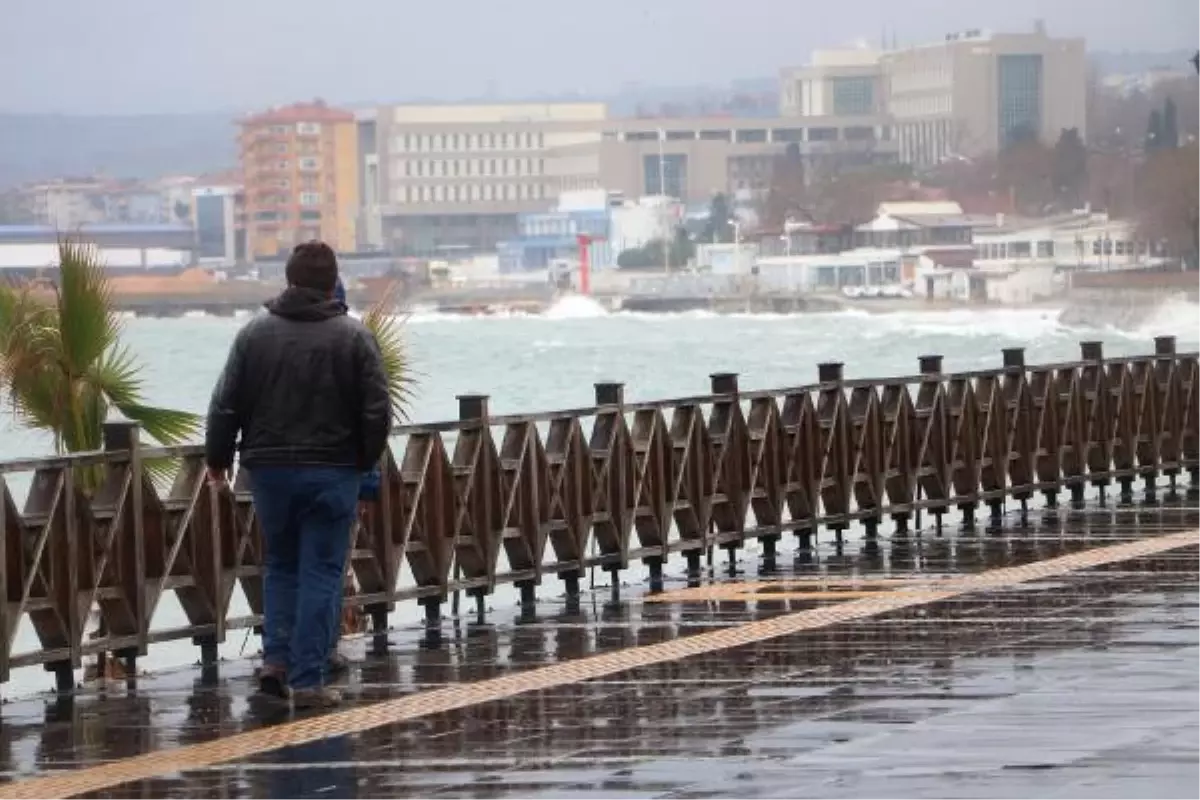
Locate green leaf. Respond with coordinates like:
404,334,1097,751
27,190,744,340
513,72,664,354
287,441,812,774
360,283,418,423
54,238,119,377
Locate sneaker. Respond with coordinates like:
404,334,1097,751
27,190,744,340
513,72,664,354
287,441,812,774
292,686,342,710
256,663,289,701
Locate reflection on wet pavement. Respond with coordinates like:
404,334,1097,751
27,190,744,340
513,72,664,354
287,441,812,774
0,502,1195,799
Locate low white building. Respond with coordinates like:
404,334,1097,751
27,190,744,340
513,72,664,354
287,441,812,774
754,248,904,292
973,210,1164,272
0,242,190,276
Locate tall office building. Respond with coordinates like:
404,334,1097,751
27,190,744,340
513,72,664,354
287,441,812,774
239,101,359,258
881,25,1087,166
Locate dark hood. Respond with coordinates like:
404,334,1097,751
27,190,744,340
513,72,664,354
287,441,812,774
264,286,348,322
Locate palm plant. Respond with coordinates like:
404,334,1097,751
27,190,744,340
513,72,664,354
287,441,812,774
359,281,416,423
0,238,200,469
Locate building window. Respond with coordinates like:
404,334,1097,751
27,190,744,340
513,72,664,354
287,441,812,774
300,210,321,220
1036,240,1054,258
997,54,1043,147
643,153,687,198
625,131,658,141
1115,240,1127,256
737,129,767,143
296,122,321,135
831,76,875,115
298,157,319,171
300,192,321,206
276,161,290,171
699,129,731,142
1092,239,1101,256
843,126,876,141
773,128,804,143
537,132,544,148
268,125,289,135
1011,241,1031,258
453,160,460,177
809,127,838,142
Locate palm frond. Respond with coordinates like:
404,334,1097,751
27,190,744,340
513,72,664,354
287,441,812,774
2,238,198,495
111,402,200,446
360,283,417,423
54,237,120,378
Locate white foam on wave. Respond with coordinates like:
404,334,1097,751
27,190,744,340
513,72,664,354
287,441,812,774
1133,298,1200,342
541,294,609,319
854,307,1067,340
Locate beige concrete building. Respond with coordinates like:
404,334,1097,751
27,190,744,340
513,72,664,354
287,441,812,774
358,103,608,254
881,26,1087,166
779,48,886,118
595,115,899,205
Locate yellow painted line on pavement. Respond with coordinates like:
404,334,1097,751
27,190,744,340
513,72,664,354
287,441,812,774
2,529,1195,800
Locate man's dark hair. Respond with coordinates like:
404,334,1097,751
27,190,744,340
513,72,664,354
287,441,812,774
285,240,339,292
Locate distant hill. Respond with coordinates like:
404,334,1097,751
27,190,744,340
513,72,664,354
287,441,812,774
0,79,786,188
0,112,238,188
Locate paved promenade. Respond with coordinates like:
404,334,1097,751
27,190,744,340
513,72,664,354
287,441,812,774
0,499,1195,799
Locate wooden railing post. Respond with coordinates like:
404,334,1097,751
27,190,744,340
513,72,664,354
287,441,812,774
593,382,627,602
101,420,146,677
817,361,849,547
455,392,491,628
916,354,947,530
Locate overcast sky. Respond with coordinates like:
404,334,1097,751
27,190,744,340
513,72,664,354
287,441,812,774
3,0,1197,114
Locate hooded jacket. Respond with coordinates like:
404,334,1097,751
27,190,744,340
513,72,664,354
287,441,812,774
205,285,390,472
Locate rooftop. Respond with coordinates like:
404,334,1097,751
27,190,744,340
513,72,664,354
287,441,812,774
242,100,355,127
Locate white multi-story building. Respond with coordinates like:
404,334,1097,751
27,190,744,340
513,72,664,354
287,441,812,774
358,103,608,255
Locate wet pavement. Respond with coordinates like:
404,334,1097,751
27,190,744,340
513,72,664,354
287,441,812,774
0,500,1196,799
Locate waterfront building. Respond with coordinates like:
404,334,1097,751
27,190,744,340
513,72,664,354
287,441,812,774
239,101,359,259
496,190,615,274
971,210,1165,272
880,24,1087,165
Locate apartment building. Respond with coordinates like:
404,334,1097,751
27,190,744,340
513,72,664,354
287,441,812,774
881,25,1087,165
239,101,359,258
358,103,607,255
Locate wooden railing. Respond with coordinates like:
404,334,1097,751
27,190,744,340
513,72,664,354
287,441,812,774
0,338,1196,689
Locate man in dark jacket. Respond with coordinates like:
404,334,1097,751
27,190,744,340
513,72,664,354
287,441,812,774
205,241,390,709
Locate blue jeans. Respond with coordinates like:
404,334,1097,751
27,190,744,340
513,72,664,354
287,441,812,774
250,465,359,689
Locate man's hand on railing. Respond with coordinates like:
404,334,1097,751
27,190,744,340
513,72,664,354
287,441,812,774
205,466,229,490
